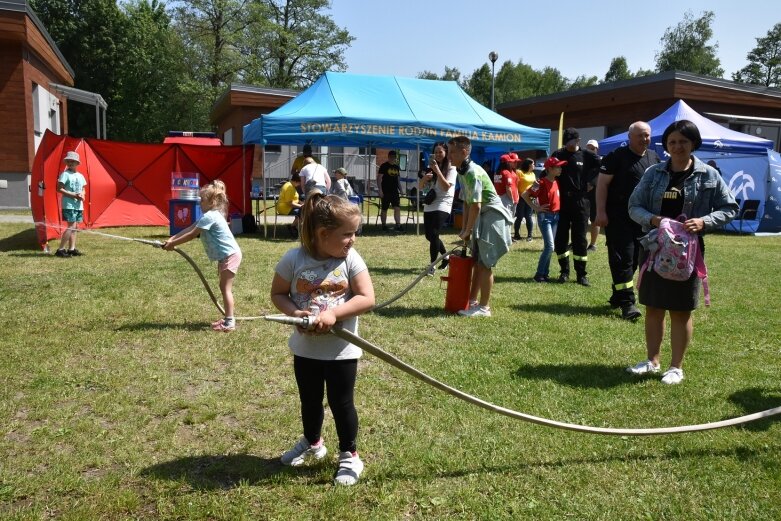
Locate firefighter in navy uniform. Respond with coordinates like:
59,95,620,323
594,121,660,320
551,128,601,286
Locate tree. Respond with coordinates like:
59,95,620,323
493,60,540,104
118,1,208,142
603,56,633,83
569,75,599,89
31,0,129,138
655,10,724,77
242,0,354,88
462,64,492,106
32,0,211,141
172,0,256,103
417,67,462,83
733,23,781,87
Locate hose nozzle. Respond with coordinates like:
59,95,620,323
264,314,315,330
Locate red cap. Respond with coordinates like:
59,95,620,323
500,154,513,163
543,156,568,169
509,152,521,162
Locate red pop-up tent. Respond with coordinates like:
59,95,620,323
31,130,254,248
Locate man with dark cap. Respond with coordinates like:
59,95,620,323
594,121,659,320
551,128,601,286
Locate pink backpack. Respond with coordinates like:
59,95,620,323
637,216,710,305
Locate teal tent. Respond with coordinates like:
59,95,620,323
243,71,550,153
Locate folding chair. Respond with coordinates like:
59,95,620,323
737,199,760,235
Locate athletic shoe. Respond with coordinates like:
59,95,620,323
576,276,590,287
426,266,435,277
457,305,491,317
526,236,533,242
512,234,522,242
587,244,597,252
533,274,550,283
557,274,569,284
280,436,327,466
334,451,364,486
661,367,684,385
67,249,83,256
621,304,642,321
438,256,450,271
626,360,660,375
211,320,235,332
54,249,70,258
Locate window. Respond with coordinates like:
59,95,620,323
49,108,58,133
32,83,41,134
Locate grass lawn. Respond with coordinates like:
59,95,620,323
1,220,779,520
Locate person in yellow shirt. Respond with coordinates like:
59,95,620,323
291,144,317,175
277,173,303,237
514,157,537,242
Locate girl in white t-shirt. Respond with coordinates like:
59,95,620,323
270,192,375,486
419,142,457,274
163,180,242,331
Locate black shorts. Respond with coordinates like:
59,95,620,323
381,190,400,210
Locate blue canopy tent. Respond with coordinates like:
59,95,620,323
599,100,780,233
599,100,773,156
244,71,550,152
243,71,550,234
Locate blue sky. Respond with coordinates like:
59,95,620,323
329,0,778,82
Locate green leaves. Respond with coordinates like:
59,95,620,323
732,23,781,87
655,10,724,77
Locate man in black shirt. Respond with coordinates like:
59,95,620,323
377,150,403,231
595,121,660,320
552,128,601,286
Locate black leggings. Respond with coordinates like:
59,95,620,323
514,198,534,237
424,210,449,262
293,356,358,453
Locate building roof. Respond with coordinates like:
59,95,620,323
497,70,781,134
0,0,75,78
498,70,781,111
210,83,300,124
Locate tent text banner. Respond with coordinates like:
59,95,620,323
298,122,524,145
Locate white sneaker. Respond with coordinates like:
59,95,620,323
661,367,684,385
426,266,436,277
280,436,327,466
457,305,491,317
626,360,660,375
334,451,364,486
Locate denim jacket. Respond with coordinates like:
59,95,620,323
628,156,739,233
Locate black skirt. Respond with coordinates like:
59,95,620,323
637,250,701,311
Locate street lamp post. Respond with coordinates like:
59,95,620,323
489,51,498,111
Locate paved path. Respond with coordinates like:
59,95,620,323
0,215,33,223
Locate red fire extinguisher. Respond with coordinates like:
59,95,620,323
440,247,474,313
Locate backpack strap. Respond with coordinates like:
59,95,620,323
694,245,710,306
636,253,653,290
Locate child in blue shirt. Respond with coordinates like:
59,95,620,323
163,180,242,331
55,151,87,258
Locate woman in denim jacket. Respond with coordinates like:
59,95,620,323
626,120,738,384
